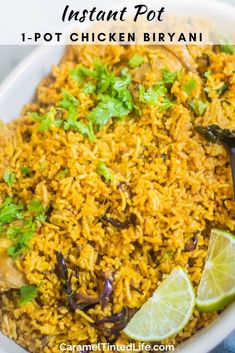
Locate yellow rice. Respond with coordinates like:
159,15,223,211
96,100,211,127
0,44,234,352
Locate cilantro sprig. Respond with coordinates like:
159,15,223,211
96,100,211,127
19,285,38,306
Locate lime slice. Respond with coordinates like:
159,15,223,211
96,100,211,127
196,228,235,312
124,268,195,341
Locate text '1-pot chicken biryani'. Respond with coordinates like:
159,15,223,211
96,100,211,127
0,44,235,353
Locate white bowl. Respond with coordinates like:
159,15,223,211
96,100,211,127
0,3,235,351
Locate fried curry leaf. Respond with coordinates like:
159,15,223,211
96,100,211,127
96,161,113,182
3,171,16,187
183,78,197,95
128,54,144,68
19,285,38,306
195,124,235,143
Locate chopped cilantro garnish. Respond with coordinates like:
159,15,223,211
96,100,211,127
217,83,229,97
57,168,69,179
189,99,208,116
139,82,173,111
31,111,54,132
161,68,178,85
3,171,16,187
59,89,79,110
19,285,38,306
71,66,94,83
88,68,134,129
139,84,164,105
204,70,211,80
128,54,144,68
27,199,46,222
7,218,36,259
83,83,96,94
96,161,113,182
72,62,134,129
21,166,30,176
0,198,23,225
220,44,235,55
183,78,197,95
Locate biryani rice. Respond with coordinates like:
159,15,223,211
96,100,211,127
0,44,234,352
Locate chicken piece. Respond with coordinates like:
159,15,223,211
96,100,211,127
0,238,26,292
164,45,197,73
132,45,196,83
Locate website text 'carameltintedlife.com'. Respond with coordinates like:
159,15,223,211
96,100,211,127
59,343,175,351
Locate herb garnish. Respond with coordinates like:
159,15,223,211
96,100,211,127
183,78,197,95
3,171,16,187
0,198,23,226
21,166,30,176
189,99,208,116
128,54,144,68
19,285,38,306
96,161,113,182
161,68,178,85
220,44,235,55
139,82,174,111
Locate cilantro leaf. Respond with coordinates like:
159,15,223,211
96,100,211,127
183,78,197,95
128,54,144,68
161,68,178,85
19,285,38,306
59,89,79,110
31,111,54,132
75,121,96,143
139,83,167,105
27,199,46,222
96,161,113,182
0,198,23,225
204,70,211,80
7,218,36,259
71,66,94,83
57,168,69,179
21,166,30,176
83,83,96,94
217,83,229,97
189,99,208,116
220,44,235,55
3,171,16,187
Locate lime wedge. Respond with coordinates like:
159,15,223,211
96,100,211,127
124,268,195,341
196,228,235,312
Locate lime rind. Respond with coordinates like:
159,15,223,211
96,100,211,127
196,228,235,312
124,267,195,341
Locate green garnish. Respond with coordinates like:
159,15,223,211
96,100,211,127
0,198,23,225
183,78,197,95
27,199,46,222
161,68,178,85
59,89,79,110
189,99,208,116
57,168,69,179
7,218,36,259
128,54,145,68
21,166,30,176
19,285,38,306
96,161,113,182
3,171,16,187
220,44,235,55
204,70,211,80
59,90,95,142
83,83,96,94
31,111,54,132
217,83,229,97
139,82,174,111
71,62,134,129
